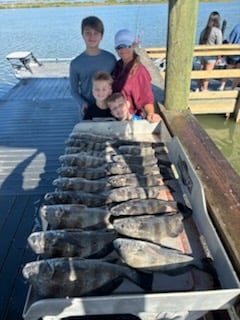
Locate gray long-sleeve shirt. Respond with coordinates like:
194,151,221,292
69,49,116,110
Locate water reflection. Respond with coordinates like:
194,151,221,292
196,114,240,175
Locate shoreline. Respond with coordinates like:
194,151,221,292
0,0,228,10
1,1,166,9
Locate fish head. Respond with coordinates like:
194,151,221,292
113,217,136,235
113,238,132,253
168,213,184,237
22,260,55,283
27,231,45,254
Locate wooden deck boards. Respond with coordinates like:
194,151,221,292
0,77,78,319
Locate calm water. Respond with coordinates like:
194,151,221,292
0,1,240,174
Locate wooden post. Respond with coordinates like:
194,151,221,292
164,0,199,111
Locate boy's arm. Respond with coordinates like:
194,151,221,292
69,62,87,109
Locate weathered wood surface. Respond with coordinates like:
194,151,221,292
145,44,240,59
144,45,240,121
161,108,240,276
0,78,78,319
139,47,240,279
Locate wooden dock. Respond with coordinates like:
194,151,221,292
0,58,239,319
0,77,78,319
145,44,240,122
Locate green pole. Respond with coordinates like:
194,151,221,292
164,0,199,111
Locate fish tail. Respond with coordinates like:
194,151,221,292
132,269,153,292
195,258,219,285
177,202,193,219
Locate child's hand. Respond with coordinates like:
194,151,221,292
147,113,162,123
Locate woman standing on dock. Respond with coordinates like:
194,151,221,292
197,11,223,92
111,29,161,123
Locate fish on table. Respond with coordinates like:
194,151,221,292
113,238,216,276
52,174,167,192
28,229,117,259
113,213,184,244
22,258,153,298
40,204,112,230
110,198,178,216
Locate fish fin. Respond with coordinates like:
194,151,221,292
88,244,115,259
194,257,219,285
85,278,124,296
177,202,193,219
134,270,153,292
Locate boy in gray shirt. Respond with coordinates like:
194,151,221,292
70,16,116,120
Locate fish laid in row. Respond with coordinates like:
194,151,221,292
59,153,158,167
113,238,214,275
57,163,162,179
113,213,184,245
22,258,153,298
45,185,174,206
40,204,112,230
52,174,167,192
28,229,117,259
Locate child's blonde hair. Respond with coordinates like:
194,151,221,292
92,71,113,85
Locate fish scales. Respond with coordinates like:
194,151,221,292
54,174,166,192
65,138,117,151
113,213,184,244
69,132,118,142
28,229,117,258
44,191,106,207
107,174,165,188
40,204,112,230
118,145,155,156
110,199,178,216
65,145,119,156
112,154,158,166
22,258,153,297
64,148,105,157
57,166,107,179
106,162,161,176
59,154,106,167
46,187,173,206
52,177,109,192
106,186,173,203
113,238,195,272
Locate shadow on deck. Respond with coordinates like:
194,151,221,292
0,78,78,319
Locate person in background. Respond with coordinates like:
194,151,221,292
70,16,116,120
197,11,223,91
107,92,142,121
83,71,113,120
111,29,161,123
218,23,240,90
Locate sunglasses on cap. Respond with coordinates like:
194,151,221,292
115,44,132,50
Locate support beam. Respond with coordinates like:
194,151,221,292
165,0,199,111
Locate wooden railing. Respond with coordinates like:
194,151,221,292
145,44,240,122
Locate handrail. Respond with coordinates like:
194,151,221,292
145,44,240,58
144,45,240,122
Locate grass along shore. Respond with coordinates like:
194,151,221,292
0,0,227,9
1,1,165,9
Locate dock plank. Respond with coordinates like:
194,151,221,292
0,78,79,319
